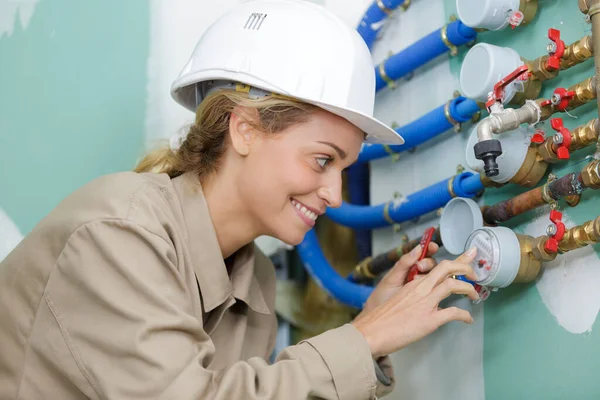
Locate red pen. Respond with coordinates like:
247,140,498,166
405,227,436,283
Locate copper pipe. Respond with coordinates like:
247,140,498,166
349,227,442,283
482,160,600,225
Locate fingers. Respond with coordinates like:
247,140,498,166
426,242,439,257
416,256,437,273
430,278,479,304
436,306,474,325
424,248,478,287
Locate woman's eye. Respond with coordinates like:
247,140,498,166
316,157,332,169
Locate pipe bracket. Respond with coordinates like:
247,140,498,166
448,176,458,198
383,202,396,225
440,24,458,56
376,0,394,15
378,62,396,90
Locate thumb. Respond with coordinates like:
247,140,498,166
402,244,424,267
455,246,478,263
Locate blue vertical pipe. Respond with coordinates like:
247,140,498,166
375,20,477,91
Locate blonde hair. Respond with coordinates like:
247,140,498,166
135,89,318,178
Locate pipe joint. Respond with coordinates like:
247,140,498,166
559,216,600,252
581,160,600,189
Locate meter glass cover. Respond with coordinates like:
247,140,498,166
465,229,500,283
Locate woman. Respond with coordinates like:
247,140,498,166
0,1,479,399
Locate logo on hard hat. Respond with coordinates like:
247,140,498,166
244,13,267,30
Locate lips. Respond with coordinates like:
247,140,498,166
291,198,318,227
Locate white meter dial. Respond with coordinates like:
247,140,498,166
465,229,500,283
464,226,521,288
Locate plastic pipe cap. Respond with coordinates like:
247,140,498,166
465,122,532,184
440,197,483,255
460,43,524,102
457,0,521,30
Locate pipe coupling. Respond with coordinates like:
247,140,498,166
531,235,558,262
567,76,597,110
559,216,600,252
581,160,600,189
561,36,594,69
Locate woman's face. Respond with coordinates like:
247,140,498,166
237,109,364,245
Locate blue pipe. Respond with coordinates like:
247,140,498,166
346,164,372,260
357,97,480,163
326,172,485,229
375,20,477,91
356,0,409,50
298,229,373,308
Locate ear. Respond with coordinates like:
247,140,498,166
228,107,258,157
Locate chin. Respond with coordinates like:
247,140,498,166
270,226,309,247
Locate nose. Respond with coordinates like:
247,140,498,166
317,172,343,209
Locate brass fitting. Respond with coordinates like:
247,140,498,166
567,75,597,110
559,216,600,252
513,234,543,283
531,235,559,262
527,37,593,83
526,56,558,82
537,118,600,163
479,172,506,188
537,139,558,163
561,35,594,69
519,0,538,25
509,145,548,187
537,76,597,120
581,159,600,189
510,77,543,106
572,118,600,148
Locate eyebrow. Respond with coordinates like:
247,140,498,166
316,141,347,159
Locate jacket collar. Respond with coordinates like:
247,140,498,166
172,172,270,315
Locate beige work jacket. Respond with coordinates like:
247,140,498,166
0,171,392,399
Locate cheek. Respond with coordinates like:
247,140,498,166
245,153,319,204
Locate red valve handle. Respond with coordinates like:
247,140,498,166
485,65,531,110
540,87,576,111
550,118,572,159
531,130,546,144
544,210,566,253
546,28,565,71
406,227,436,283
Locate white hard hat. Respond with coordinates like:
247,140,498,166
170,0,404,145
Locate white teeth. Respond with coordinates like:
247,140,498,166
291,199,318,221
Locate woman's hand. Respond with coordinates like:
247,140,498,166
351,248,479,359
361,241,440,315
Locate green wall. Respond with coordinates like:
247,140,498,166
444,2,600,399
0,0,150,233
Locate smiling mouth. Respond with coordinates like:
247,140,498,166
291,198,318,226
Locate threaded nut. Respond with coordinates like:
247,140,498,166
581,160,600,189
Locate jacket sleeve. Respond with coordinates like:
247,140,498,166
44,220,378,400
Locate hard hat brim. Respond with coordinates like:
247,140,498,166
310,101,405,145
